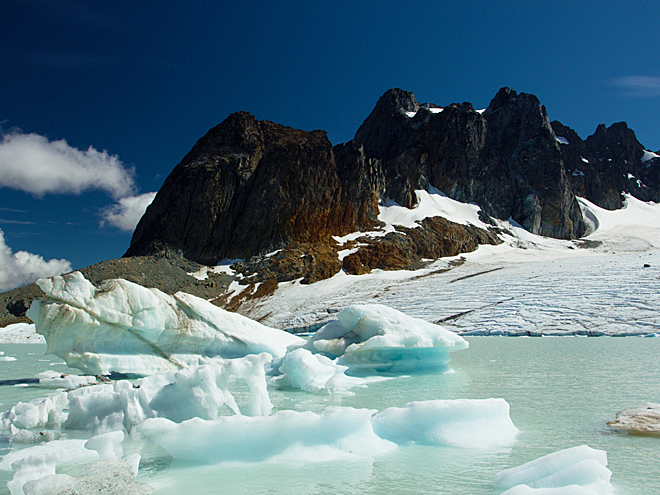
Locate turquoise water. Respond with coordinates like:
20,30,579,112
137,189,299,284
1,338,659,494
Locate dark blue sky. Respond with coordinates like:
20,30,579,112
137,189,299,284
1,0,659,287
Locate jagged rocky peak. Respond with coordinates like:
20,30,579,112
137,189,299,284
586,121,643,161
479,88,585,239
551,120,660,207
350,86,586,239
354,88,421,160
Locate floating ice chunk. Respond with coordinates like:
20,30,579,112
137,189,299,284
65,384,125,433
149,353,273,420
24,459,153,495
1,392,68,430
493,445,613,494
607,402,660,435
302,304,468,374
140,407,397,464
27,272,302,375
0,440,97,472
272,348,369,394
0,323,44,344
19,355,274,436
85,431,124,460
0,352,17,361
23,472,76,495
371,398,518,448
9,425,60,444
7,453,73,495
35,370,101,389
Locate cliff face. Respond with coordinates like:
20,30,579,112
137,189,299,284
552,120,660,209
127,112,383,264
125,87,660,285
352,87,586,238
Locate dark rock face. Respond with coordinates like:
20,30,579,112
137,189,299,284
552,121,660,208
585,122,660,203
352,87,586,238
127,113,382,264
6,299,28,317
551,121,623,210
125,86,659,286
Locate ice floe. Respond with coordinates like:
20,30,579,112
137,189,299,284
299,304,468,375
493,445,613,494
371,398,518,448
139,407,397,464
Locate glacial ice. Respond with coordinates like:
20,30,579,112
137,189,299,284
4,276,531,492
84,431,125,460
371,398,519,448
34,370,102,390
1,392,68,430
0,439,98,473
272,348,373,394
300,304,468,375
493,445,613,494
43,458,153,495
2,354,274,437
27,271,303,375
6,453,73,495
139,407,398,464
3,433,151,494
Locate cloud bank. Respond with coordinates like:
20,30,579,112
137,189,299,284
612,76,660,97
0,130,136,199
100,191,157,231
0,229,72,291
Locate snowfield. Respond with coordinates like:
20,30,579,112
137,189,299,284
247,195,660,338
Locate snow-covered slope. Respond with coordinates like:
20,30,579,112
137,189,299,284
247,194,660,338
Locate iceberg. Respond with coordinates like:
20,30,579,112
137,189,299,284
371,398,518,448
271,348,374,394
1,393,68,431
27,272,303,375
139,406,397,464
300,304,468,375
493,445,613,494
7,453,73,495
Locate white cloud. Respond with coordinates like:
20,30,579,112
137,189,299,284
100,191,157,231
612,76,660,97
0,130,136,199
0,229,72,291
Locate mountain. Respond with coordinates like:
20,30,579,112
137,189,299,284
3,86,660,326
125,87,660,284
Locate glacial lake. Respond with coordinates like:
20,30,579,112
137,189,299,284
1,337,659,495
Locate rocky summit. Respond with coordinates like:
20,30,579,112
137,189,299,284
125,87,660,287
